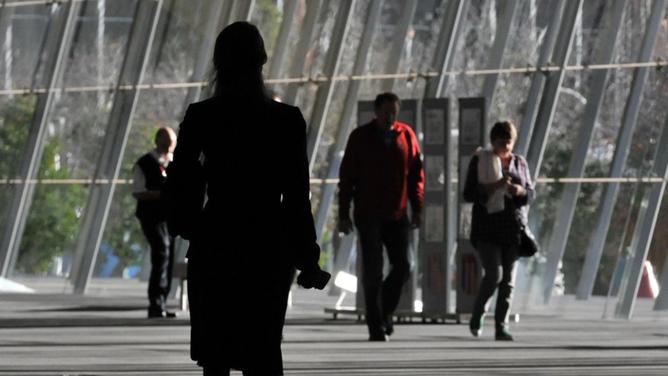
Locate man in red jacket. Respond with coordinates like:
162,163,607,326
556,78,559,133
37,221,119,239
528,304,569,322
338,92,424,341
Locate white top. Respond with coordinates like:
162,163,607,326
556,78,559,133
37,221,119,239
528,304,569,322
476,149,507,214
132,149,172,194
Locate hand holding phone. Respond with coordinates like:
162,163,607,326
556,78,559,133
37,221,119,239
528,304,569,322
297,268,331,290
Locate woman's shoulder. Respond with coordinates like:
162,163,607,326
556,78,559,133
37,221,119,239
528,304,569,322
513,153,528,165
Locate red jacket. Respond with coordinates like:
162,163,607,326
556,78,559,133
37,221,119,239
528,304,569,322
338,120,424,222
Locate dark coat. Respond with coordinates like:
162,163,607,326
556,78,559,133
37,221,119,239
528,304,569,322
165,96,321,374
463,153,535,248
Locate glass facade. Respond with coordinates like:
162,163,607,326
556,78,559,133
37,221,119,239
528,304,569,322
0,0,667,318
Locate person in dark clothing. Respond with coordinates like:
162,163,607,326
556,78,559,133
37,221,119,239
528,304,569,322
463,120,535,341
338,92,425,342
133,126,178,319
165,22,328,376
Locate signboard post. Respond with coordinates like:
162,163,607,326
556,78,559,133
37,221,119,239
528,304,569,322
456,98,486,318
419,98,451,317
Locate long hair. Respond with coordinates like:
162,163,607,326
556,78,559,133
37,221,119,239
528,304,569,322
212,22,268,101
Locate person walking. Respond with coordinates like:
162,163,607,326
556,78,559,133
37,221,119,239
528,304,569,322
165,22,328,375
338,92,424,341
463,120,535,341
132,127,178,319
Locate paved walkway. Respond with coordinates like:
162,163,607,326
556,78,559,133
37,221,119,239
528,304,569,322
1,278,667,375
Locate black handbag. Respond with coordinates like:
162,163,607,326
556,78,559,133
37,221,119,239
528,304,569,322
518,225,539,257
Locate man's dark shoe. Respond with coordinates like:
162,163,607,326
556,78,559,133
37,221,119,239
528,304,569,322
469,315,483,337
495,328,514,341
368,333,389,342
148,310,177,319
384,315,394,336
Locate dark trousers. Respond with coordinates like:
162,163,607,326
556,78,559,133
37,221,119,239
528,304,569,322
356,216,411,335
472,241,517,329
139,218,175,312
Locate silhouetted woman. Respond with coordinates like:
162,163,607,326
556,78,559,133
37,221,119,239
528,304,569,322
463,121,535,341
166,22,326,375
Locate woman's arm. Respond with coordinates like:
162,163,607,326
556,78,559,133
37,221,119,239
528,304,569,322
283,107,321,272
164,105,205,239
513,155,535,206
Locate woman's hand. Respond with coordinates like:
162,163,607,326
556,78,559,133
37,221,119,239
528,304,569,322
508,183,526,197
482,176,511,195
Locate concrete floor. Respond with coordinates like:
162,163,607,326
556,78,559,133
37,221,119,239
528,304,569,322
1,278,667,375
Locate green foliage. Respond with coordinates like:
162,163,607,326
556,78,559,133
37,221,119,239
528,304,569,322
0,96,34,176
254,0,282,58
16,133,86,274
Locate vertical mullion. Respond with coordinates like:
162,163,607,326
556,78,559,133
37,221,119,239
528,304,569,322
615,114,668,318
525,0,583,178
515,0,566,157
71,0,163,294
540,0,626,303
305,0,356,173
381,0,417,93
576,0,666,301
0,1,81,277
0,3,15,92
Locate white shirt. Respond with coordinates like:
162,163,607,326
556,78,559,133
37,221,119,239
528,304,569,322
132,150,172,194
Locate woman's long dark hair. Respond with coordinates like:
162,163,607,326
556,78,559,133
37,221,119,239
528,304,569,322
212,22,268,101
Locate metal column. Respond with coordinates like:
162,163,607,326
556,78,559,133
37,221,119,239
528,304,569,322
381,0,417,93
540,0,626,303
266,0,298,83
0,3,15,92
514,0,566,156
575,0,666,300
283,0,322,105
615,114,668,318
305,0,356,173
0,1,81,277
70,0,163,294
654,200,668,310
313,0,383,239
525,0,582,178
423,0,468,98
480,0,518,123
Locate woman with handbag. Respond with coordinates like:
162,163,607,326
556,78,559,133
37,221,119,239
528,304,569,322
462,121,535,341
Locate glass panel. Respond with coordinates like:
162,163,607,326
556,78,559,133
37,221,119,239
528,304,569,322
311,0,370,177
11,0,137,277
652,0,668,62
144,0,212,84
502,0,542,69
0,95,38,259
62,0,136,88
613,0,652,64
488,73,532,140
293,0,342,122
1,4,52,90
394,0,444,99
251,0,285,62
451,0,496,72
